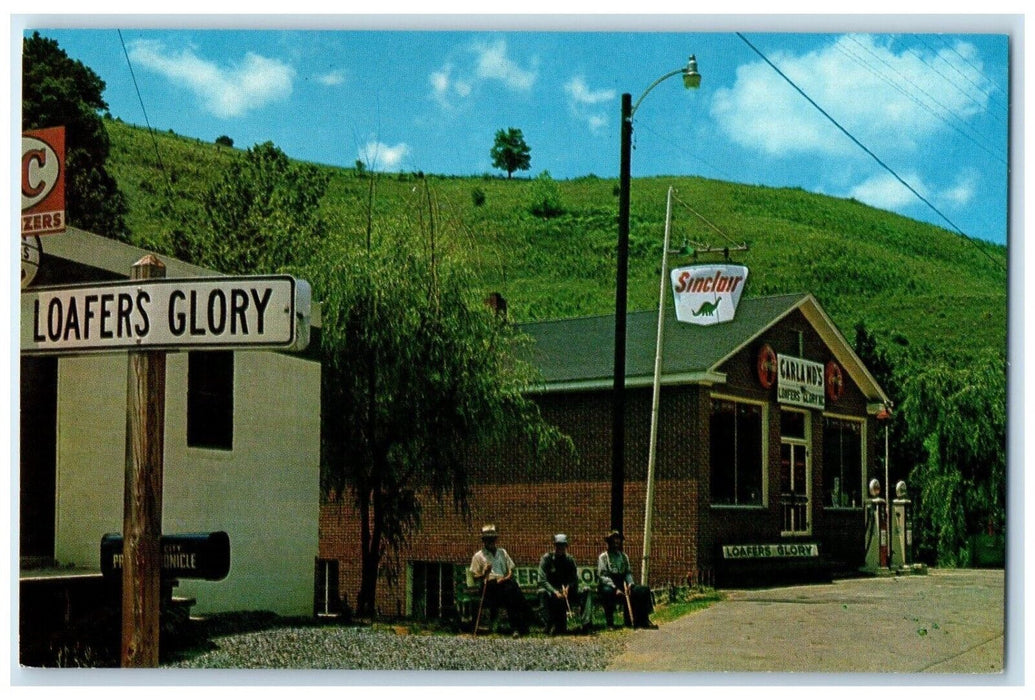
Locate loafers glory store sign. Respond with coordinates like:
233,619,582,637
670,264,748,325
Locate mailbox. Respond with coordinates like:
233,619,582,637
101,531,231,581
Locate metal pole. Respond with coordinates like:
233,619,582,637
641,186,674,587
612,92,633,534
121,254,166,667
884,418,891,568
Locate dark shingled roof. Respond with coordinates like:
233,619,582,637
519,292,867,389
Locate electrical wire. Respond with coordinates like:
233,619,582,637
117,29,176,203
736,32,1004,272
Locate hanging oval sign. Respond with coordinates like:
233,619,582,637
757,343,778,389
21,235,42,289
825,360,845,401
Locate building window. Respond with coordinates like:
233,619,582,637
710,399,764,506
409,562,459,620
187,351,233,450
823,417,863,508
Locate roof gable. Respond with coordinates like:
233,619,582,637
520,293,889,404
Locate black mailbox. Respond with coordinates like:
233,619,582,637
101,531,231,581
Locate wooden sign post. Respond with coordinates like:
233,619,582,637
121,255,166,667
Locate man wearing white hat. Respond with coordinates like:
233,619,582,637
470,524,531,636
537,533,593,634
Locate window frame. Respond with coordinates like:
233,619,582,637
708,393,769,509
821,413,866,510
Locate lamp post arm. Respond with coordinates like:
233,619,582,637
630,68,686,118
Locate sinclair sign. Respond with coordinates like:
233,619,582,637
22,126,66,236
670,264,748,325
21,275,311,355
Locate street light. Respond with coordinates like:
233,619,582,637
611,56,701,535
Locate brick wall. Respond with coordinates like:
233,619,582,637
318,308,876,615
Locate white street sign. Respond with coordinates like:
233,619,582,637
21,275,311,354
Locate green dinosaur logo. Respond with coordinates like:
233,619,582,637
692,298,722,317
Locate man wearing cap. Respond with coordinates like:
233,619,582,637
597,530,657,629
470,524,531,637
537,534,593,635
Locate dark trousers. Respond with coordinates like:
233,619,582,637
598,578,654,627
539,587,591,632
483,579,531,634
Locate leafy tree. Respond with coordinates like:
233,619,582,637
897,350,1006,566
312,237,566,617
215,134,234,147
22,31,130,240
490,127,531,179
528,170,564,218
173,141,329,274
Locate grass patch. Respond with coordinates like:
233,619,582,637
651,588,725,624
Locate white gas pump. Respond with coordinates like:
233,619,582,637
862,478,888,572
890,480,911,569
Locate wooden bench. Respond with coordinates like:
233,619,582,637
716,542,832,588
455,565,601,631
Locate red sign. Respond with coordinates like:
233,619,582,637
22,126,66,236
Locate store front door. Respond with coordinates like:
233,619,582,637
780,410,811,536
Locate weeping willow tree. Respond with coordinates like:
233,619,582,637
310,227,566,617
898,349,1007,566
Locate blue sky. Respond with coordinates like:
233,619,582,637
22,18,1013,244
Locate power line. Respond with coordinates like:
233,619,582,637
117,30,176,202
736,32,1004,272
838,35,1005,164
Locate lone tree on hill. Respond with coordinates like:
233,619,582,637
22,31,130,239
490,127,531,179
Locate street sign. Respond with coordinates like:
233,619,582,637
21,275,311,355
101,532,231,581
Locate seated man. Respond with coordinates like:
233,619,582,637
469,523,531,637
596,530,657,629
537,533,593,634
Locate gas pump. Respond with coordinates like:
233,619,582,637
862,478,888,572
890,480,911,569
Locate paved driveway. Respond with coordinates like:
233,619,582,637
608,568,1005,674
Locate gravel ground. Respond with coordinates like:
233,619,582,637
164,623,630,671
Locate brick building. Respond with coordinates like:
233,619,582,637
319,292,891,620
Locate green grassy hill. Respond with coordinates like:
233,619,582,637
105,120,1007,370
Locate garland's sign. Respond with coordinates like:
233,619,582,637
777,354,825,409
21,275,310,355
670,264,748,325
22,126,66,236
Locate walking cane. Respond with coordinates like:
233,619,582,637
473,578,488,637
562,585,574,621
623,582,635,626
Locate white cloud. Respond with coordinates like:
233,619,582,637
472,39,537,90
941,170,978,207
850,171,927,210
429,39,536,109
564,76,615,133
357,140,411,171
565,76,615,105
711,34,990,158
128,40,294,119
316,69,346,87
